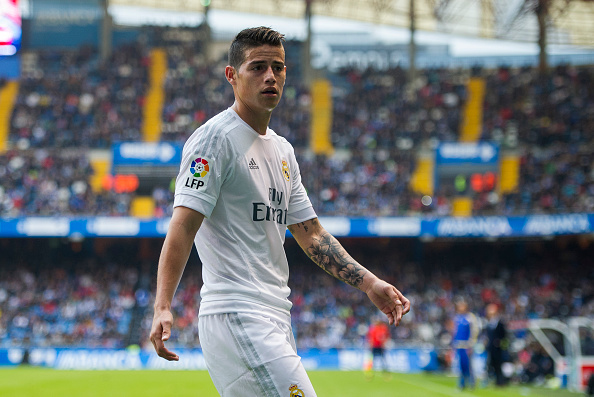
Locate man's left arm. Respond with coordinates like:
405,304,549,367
288,217,411,326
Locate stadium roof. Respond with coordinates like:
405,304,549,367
108,0,594,47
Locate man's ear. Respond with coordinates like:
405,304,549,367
225,65,236,85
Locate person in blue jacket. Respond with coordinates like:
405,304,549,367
452,299,479,390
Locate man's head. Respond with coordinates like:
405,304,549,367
455,299,468,314
486,303,499,319
225,27,287,121
228,27,285,69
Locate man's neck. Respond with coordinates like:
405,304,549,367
232,102,271,135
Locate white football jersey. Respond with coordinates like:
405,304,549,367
174,108,316,315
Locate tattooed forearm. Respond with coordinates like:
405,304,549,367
305,231,367,288
294,221,309,232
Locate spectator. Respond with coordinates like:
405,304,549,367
485,303,508,386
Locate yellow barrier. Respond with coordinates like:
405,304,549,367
409,157,434,196
142,49,167,142
310,79,334,155
451,197,473,217
499,155,520,194
0,81,19,152
89,158,110,193
459,77,485,142
130,196,155,218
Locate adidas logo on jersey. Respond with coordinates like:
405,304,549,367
249,158,259,170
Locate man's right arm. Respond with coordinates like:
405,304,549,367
150,206,204,361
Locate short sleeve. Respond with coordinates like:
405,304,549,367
286,149,316,224
174,139,230,218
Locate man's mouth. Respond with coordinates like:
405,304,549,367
262,88,278,95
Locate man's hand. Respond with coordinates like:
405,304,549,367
149,309,179,361
365,279,411,326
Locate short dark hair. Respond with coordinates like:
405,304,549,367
228,27,285,69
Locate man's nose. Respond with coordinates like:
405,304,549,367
264,66,276,82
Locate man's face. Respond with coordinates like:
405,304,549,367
227,44,286,113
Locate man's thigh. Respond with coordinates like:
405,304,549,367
199,312,316,397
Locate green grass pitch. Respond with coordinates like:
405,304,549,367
0,368,578,397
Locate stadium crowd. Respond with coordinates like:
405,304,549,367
4,38,594,217
477,64,594,215
0,255,138,348
11,43,147,148
1,238,592,374
481,64,594,147
0,149,134,216
499,145,594,215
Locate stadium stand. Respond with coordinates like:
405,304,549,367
1,236,592,380
1,32,593,388
9,43,147,148
0,149,136,216
4,36,593,218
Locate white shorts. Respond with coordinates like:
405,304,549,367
199,311,316,397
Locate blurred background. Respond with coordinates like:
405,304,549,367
0,0,593,393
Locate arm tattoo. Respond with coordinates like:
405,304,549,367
295,222,309,232
305,230,366,288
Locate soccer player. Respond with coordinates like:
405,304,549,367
451,299,479,390
149,27,410,397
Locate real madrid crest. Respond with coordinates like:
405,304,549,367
289,384,304,397
282,160,290,181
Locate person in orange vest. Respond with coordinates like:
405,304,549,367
365,318,391,378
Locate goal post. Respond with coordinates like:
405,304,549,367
527,317,594,392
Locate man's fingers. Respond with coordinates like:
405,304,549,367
395,288,411,316
371,282,410,327
158,345,179,361
152,334,179,361
400,296,411,315
393,299,403,326
386,311,394,326
149,325,162,350
151,330,164,352
150,317,178,361
390,286,407,326
162,325,171,341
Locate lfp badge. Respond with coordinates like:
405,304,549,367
190,158,209,177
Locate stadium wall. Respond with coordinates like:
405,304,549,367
0,347,439,372
1,214,593,238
